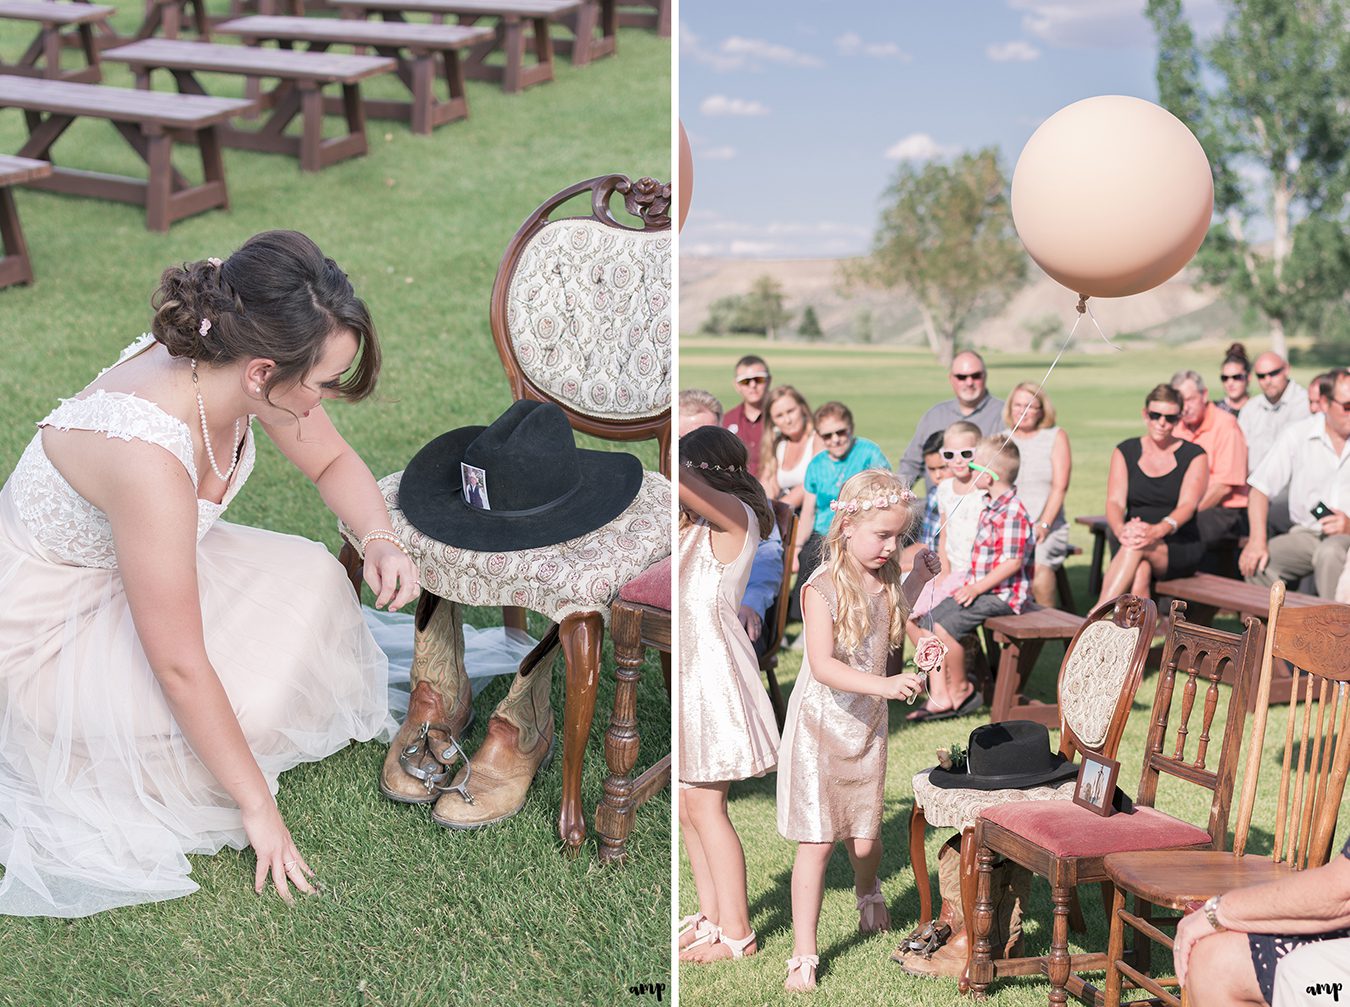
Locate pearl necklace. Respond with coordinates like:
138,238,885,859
191,359,242,483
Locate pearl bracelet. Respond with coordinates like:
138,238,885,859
360,529,410,558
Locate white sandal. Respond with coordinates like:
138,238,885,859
716,928,757,959
856,879,891,934
785,955,819,992
678,912,716,950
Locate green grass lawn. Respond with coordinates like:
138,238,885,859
678,338,1350,1005
0,11,670,1007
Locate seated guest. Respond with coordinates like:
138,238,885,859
907,437,1031,721
1240,368,1350,599
901,430,950,570
680,388,784,650
1239,352,1308,470
758,385,822,512
1000,382,1072,608
896,351,1005,494
1215,342,1252,417
790,401,889,611
722,355,772,478
1097,385,1209,606
1308,371,1335,415
1174,830,1350,1007
1171,369,1249,549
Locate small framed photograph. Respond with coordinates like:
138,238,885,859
461,463,490,511
1072,752,1120,818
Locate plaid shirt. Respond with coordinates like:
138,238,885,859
919,487,941,550
967,489,1035,613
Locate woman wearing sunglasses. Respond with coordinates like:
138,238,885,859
1000,383,1072,608
1216,342,1252,417
1097,384,1209,606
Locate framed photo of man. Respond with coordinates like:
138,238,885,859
461,463,489,510
1072,752,1120,817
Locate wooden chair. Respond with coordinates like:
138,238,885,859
907,595,1156,965
967,601,1265,1003
757,500,795,730
596,555,671,865
1101,582,1350,1007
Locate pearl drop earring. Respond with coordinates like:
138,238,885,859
254,385,261,393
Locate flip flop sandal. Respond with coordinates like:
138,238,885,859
396,720,473,802
926,691,984,722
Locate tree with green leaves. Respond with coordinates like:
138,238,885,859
745,275,792,341
855,147,1025,366
799,305,823,341
1147,0,1350,358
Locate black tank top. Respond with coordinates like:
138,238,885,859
1117,437,1205,525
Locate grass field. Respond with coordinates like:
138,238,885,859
678,336,1350,1005
0,10,670,1007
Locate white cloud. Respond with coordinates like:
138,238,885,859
986,40,1041,62
681,25,823,70
681,219,872,258
884,132,958,162
700,95,769,117
1006,0,1224,49
835,32,911,59
700,145,737,160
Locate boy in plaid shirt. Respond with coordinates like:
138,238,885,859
912,437,1034,720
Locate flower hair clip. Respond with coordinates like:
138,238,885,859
199,319,211,337
682,460,743,473
206,257,222,268
829,488,916,514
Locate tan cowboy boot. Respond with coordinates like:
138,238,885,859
380,595,473,804
431,629,560,829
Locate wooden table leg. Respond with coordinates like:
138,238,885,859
1088,527,1106,601
144,127,172,232
558,609,603,853
909,804,932,926
596,603,642,865
501,17,524,93
0,188,36,288
299,82,323,172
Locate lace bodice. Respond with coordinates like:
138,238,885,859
6,337,255,569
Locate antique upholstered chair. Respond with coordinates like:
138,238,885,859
967,602,1266,1003
757,499,796,730
340,174,671,854
1101,583,1350,1007
905,595,1156,970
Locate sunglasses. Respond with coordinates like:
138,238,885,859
1221,372,1248,382
736,374,769,386
940,448,975,461
1146,410,1181,424
1330,399,1350,412
952,371,985,382
1255,367,1285,380
820,428,852,441
969,462,1000,482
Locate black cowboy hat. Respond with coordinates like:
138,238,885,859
927,721,1079,792
399,400,644,552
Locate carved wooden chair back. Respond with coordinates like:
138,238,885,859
1232,581,1350,869
1134,601,1265,847
489,174,672,477
1055,594,1157,762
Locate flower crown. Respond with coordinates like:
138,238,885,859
683,460,744,473
829,488,915,514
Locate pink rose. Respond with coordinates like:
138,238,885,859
913,635,948,674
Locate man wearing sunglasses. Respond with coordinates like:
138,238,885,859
1238,352,1308,470
722,355,772,478
1241,369,1350,599
897,351,1005,495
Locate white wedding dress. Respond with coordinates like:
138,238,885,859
0,336,394,917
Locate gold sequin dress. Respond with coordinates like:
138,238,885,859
678,501,779,786
777,569,891,842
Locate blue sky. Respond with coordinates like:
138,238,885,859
680,0,1223,259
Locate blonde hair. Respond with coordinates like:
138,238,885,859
977,435,1021,484
943,420,982,444
821,470,915,654
1002,381,1057,430
758,385,814,483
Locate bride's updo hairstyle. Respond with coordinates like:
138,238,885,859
150,230,380,403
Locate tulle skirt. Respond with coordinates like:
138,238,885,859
0,487,395,917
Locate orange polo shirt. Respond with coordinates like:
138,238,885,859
1175,400,1249,508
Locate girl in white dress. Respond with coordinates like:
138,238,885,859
0,231,417,917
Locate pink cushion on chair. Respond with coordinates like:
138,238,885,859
618,556,672,610
980,800,1212,858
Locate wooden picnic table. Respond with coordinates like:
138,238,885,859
980,606,1086,727
615,0,666,36
0,153,51,288
0,77,254,231
0,1,114,82
105,39,394,172
328,0,607,93
217,15,493,134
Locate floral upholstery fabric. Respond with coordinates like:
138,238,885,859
341,470,671,624
505,219,671,422
1058,620,1140,749
912,769,1079,830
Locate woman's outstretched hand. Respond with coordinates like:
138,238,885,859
364,540,419,610
242,800,317,904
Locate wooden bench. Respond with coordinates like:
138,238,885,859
977,606,1086,727
0,153,51,288
134,0,211,41
0,77,254,231
0,1,114,82
616,0,667,36
217,15,494,135
329,0,605,93
105,39,395,172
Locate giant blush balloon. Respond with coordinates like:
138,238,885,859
678,121,694,231
1011,95,1213,299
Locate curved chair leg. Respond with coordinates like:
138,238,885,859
558,609,603,853
909,805,932,926
596,603,643,865
958,826,977,994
